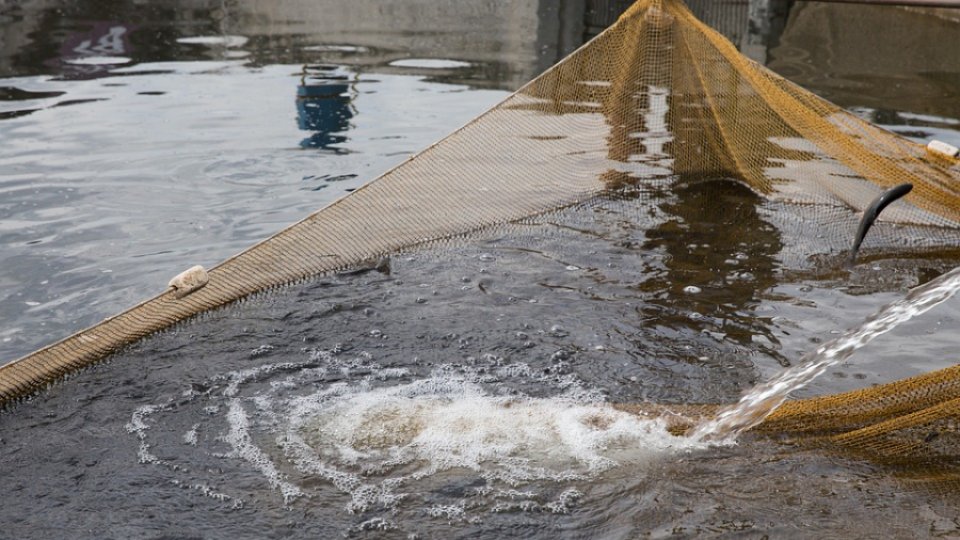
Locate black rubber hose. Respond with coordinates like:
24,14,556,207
850,183,913,264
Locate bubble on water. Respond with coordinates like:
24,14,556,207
354,517,395,533
222,399,304,504
425,502,467,520
127,349,703,522
221,361,307,397
683,285,702,294
183,424,200,446
290,373,694,501
249,344,275,358
546,488,583,514
492,499,540,513
126,404,166,465
169,479,240,507
549,325,569,337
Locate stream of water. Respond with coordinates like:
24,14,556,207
692,265,960,442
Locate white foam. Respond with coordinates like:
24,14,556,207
125,404,164,465
169,478,238,506
221,361,311,396
355,517,394,532
297,373,694,486
128,350,703,521
183,423,200,446
222,399,304,503
425,502,467,520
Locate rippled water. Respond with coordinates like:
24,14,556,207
2,0,959,364
0,2,524,361
129,351,703,517
2,1,960,538
0,62,506,360
3,180,960,537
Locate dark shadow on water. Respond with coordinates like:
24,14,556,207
0,87,65,100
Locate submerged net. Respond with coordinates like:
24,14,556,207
756,365,960,494
1,0,960,493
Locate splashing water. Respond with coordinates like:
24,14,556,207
691,266,960,442
126,351,705,521
121,266,960,524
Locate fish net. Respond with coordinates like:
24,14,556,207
755,366,960,494
2,0,960,495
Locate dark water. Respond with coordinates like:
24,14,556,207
2,182,958,538
2,1,960,538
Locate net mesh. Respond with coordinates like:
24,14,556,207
2,0,960,488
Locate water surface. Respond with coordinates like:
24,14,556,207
2,184,958,537
1,2,960,538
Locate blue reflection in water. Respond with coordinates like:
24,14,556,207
296,65,354,151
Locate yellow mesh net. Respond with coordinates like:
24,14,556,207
753,365,960,493
1,0,959,487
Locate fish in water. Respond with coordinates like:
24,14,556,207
849,183,913,264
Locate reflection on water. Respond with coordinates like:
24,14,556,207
1,0,958,363
0,62,507,361
641,180,785,363
296,65,355,151
768,2,960,148
0,0,588,361
0,0,580,88
55,22,135,77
